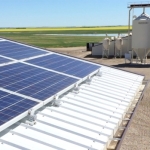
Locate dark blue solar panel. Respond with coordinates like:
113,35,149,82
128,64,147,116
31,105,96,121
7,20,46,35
0,90,38,126
0,63,78,101
0,41,48,59
27,54,100,78
0,56,12,64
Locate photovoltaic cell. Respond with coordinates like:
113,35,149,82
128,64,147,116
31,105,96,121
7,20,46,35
0,41,48,59
0,63,78,101
0,56,12,64
0,90,38,126
0,39,100,127
27,54,100,78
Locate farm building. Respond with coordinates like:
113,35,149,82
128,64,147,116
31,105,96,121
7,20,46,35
91,3,150,65
0,2,150,150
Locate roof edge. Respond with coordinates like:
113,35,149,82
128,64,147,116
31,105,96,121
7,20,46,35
116,79,150,150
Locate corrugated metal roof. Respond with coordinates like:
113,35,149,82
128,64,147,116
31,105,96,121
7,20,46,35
0,66,144,150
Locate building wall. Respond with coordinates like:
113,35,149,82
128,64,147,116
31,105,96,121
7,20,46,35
91,44,102,55
91,35,140,57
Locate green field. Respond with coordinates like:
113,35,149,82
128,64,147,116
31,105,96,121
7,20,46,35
0,26,130,48
0,26,129,32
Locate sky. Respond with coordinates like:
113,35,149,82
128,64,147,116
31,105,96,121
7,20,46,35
0,0,150,27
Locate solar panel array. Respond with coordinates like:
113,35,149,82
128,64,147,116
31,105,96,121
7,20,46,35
0,56,12,64
0,63,78,100
0,41,48,59
27,54,100,78
0,90,38,126
0,39,100,128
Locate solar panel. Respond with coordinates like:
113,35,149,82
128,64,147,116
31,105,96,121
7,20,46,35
0,56,12,64
0,63,78,100
27,54,100,78
0,41,48,59
0,39,101,131
0,90,38,126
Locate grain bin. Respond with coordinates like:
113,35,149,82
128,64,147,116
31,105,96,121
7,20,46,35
132,13,150,63
115,36,123,58
102,37,110,58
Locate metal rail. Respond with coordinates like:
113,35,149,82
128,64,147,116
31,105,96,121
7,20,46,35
128,2,150,8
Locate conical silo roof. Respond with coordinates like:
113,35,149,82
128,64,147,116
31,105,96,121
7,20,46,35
134,13,150,20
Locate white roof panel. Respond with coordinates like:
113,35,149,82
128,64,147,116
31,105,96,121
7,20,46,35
0,72,144,149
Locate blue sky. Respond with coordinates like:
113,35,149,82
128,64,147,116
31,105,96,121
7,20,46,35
0,0,150,27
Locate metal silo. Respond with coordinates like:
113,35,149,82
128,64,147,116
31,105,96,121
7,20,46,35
132,13,150,63
115,36,123,58
102,37,110,58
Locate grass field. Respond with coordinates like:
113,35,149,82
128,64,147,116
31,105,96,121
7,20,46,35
0,26,130,47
